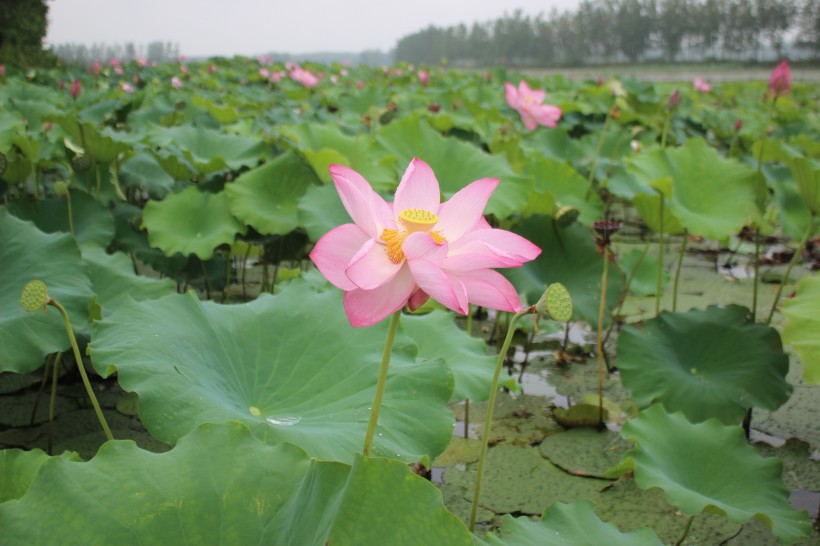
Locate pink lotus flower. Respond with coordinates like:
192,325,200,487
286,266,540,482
769,59,791,97
259,67,271,79
69,79,82,100
270,71,285,83
0,64,5,76
90,61,101,75
693,78,711,93
418,70,429,86
504,80,562,130
171,76,183,89
290,66,318,88
208,63,218,73
310,158,541,327
120,82,134,93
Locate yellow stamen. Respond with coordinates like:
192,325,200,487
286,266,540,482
381,208,445,264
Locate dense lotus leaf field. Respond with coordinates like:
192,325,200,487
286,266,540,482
0,58,818,545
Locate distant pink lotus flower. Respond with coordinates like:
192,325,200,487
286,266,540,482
171,76,183,89
341,69,349,77
330,75,339,84
259,67,271,79
310,158,541,327
769,59,791,97
290,66,318,87
109,58,120,67
69,79,82,100
504,80,562,130
0,64,5,76
418,70,429,86
735,119,743,132
136,57,148,67
270,71,285,83
90,61,101,75
208,63,218,73
693,78,711,93
120,82,134,93
356,80,364,89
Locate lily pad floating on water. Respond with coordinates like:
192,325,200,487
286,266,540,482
616,305,791,424
613,405,812,544
89,280,454,464
479,500,663,546
0,423,473,546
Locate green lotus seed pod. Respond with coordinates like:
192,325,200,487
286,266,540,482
0,152,7,177
54,180,69,196
535,282,573,322
554,205,579,228
71,154,92,174
20,280,49,313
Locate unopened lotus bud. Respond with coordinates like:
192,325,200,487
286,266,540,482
69,79,82,100
54,181,70,196
667,89,681,110
71,155,92,173
768,59,791,98
20,280,49,313
535,283,573,322
734,119,743,133
555,205,579,228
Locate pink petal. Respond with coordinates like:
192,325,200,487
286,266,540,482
532,104,562,128
443,242,524,271
407,257,468,315
451,228,542,263
394,158,441,215
403,231,448,263
343,266,416,327
520,111,538,131
330,165,379,238
504,82,519,109
309,224,370,291
345,238,402,290
453,269,523,312
436,178,498,242
407,288,430,311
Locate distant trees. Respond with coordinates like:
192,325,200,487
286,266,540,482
0,0,53,65
394,0,816,67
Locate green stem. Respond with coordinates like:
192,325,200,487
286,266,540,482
672,231,688,312
752,98,776,321
656,197,665,317
597,247,610,426
674,515,695,546
362,309,402,457
766,215,814,325
466,305,473,336
661,114,671,149
48,299,113,441
66,190,75,236
469,309,528,532
49,352,62,454
752,229,761,321
585,104,614,199
463,399,470,439
603,241,649,347
33,169,41,199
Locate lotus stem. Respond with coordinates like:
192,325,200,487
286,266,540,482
49,352,62,453
48,298,113,441
585,101,614,199
752,229,761,320
363,309,402,457
656,197,665,317
672,231,688,312
752,99,777,321
66,190,75,236
463,400,470,439
466,304,473,336
597,247,610,426
603,242,649,347
766,214,814,325
469,308,528,532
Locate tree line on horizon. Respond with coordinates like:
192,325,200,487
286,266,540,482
394,0,819,67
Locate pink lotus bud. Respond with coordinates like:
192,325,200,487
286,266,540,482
734,119,743,132
0,64,5,76
109,58,120,67
171,76,183,89
356,80,364,89
70,79,82,100
768,59,791,98
418,70,429,86
668,89,681,109
693,78,711,93
91,61,101,75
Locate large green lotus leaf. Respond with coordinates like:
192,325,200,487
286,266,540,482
631,191,685,235
616,305,791,424
298,182,351,241
443,445,609,515
141,185,246,260
191,94,239,124
54,116,131,163
0,423,472,545
279,123,395,189
616,405,812,544
119,152,175,198
504,215,625,328
81,246,176,315
6,189,115,248
524,157,603,226
149,125,271,174
225,151,319,235
782,275,820,385
0,209,94,373
480,500,663,546
628,139,759,240
787,156,820,216
616,247,669,297
399,310,494,402
89,281,454,463
377,115,531,219
0,449,81,503
538,428,632,478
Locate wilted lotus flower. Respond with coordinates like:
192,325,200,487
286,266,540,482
69,78,82,100
693,78,711,93
769,59,791,98
171,76,183,89
310,158,541,327
504,80,562,130
418,70,429,86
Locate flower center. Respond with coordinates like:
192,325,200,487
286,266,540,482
382,208,445,264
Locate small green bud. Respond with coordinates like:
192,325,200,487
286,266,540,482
535,283,573,322
20,280,49,313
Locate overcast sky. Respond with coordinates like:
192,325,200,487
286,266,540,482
46,0,580,57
